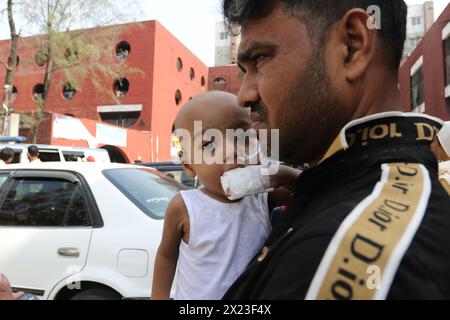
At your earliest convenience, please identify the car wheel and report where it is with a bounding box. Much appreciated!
[70,288,121,300]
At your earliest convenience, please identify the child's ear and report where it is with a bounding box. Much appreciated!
[178,150,196,178]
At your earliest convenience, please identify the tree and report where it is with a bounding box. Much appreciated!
[20,0,143,143]
[0,0,20,136]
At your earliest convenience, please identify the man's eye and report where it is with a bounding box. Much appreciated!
[254,54,267,66]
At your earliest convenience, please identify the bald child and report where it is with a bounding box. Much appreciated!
[151,91,299,300]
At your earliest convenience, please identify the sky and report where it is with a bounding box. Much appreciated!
[0,0,448,67]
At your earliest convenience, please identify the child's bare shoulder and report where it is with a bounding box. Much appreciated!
[165,193,189,226]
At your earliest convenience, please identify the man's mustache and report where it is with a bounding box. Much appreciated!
[250,102,268,118]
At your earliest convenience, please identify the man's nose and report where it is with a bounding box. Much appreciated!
[237,74,260,108]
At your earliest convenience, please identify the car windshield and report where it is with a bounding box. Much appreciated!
[103,168,184,219]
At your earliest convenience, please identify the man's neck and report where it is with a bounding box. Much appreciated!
[350,73,404,121]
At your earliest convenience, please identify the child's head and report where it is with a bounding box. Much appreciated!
[173,91,253,199]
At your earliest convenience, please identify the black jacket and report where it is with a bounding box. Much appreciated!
[224,113,450,300]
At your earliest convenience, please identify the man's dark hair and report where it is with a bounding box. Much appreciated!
[222,0,407,70]
[28,145,39,157]
[0,147,15,162]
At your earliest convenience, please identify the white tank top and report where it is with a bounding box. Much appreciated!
[175,189,271,300]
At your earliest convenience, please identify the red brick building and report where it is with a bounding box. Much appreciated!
[208,65,242,95]
[0,20,209,162]
[399,3,450,120]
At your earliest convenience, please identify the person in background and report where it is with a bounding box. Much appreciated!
[27,145,41,163]
[432,121,450,194]
[0,274,23,300]
[0,147,14,165]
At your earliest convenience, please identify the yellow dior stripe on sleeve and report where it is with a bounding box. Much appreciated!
[306,163,431,300]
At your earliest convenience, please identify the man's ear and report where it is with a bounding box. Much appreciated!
[337,8,376,82]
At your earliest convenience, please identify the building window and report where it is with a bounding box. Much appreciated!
[113,78,130,98]
[201,76,206,89]
[220,32,228,40]
[100,111,140,128]
[410,38,421,48]
[33,84,45,102]
[177,58,183,72]
[116,41,131,60]
[62,83,76,101]
[35,51,48,67]
[65,48,78,63]
[190,67,195,81]
[10,55,20,68]
[11,86,17,103]
[214,77,227,84]
[175,90,182,106]
[411,16,422,26]
[411,66,424,112]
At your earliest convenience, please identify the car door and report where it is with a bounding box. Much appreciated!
[0,170,95,299]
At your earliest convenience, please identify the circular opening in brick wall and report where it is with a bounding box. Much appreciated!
[62,83,77,101]
[213,77,227,90]
[113,78,130,98]
[33,84,45,102]
[201,76,206,88]
[65,48,78,62]
[116,41,131,60]
[175,89,182,106]
[35,51,48,67]
[15,55,20,67]
[190,67,195,81]
[177,57,183,72]
[11,86,17,103]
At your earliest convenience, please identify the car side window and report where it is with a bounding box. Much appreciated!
[64,187,90,226]
[0,174,9,189]
[0,178,91,227]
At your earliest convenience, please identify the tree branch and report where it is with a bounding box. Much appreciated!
[50,62,81,73]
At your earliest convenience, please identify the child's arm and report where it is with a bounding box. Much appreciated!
[151,194,188,300]
[268,165,301,211]
[269,165,302,190]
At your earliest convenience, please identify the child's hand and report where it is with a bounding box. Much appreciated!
[269,165,302,189]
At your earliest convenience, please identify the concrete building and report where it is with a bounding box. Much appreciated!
[214,22,240,66]
[403,1,435,59]
[0,20,209,162]
[399,2,450,120]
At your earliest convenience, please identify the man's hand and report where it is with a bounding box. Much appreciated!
[0,273,24,300]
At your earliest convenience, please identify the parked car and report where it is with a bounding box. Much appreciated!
[0,144,111,164]
[140,162,201,188]
[0,162,186,300]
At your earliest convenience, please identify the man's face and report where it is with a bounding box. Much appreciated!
[237,6,346,165]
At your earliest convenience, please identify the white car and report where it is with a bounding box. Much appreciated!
[0,144,111,163]
[0,162,185,299]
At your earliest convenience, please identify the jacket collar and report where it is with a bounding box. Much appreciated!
[318,112,444,165]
